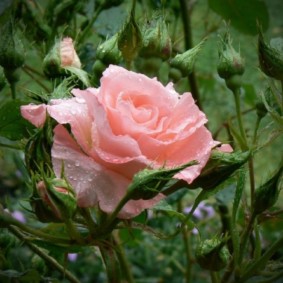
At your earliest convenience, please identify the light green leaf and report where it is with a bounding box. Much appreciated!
[64,66,90,87]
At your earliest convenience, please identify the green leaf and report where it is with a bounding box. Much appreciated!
[0,100,34,140]
[208,0,269,35]
[64,66,90,87]
[232,167,247,222]
[152,200,195,230]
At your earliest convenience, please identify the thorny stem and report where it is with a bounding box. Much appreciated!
[238,235,283,283]
[1,211,72,245]
[210,271,220,283]
[8,226,80,283]
[178,201,193,283]
[113,233,135,283]
[99,239,121,283]
[179,0,202,110]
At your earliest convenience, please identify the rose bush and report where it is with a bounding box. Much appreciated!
[21,65,222,218]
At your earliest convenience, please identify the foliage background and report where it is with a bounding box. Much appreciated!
[0,0,283,282]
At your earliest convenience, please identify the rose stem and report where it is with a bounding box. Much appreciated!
[8,226,80,283]
[179,0,203,110]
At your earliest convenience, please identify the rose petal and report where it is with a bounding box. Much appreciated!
[20,104,47,127]
[52,125,162,218]
[217,144,233,153]
[47,98,93,153]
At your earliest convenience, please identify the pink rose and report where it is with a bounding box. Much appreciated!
[21,65,220,219]
[60,37,81,68]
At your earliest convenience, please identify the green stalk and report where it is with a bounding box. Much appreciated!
[9,226,80,283]
[238,235,283,283]
[99,241,121,283]
[237,213,256,266]
[113,233,135,283]
[0,211,72,245]
[233,88,248,148]
[179,0,202,110]
[178,201,192,283]
[210,271,220,283]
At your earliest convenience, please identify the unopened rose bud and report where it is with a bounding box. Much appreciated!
[25,125,52,172]
[43,37,81,78]
[92,59,107,85]
[33,178,77,222]
[217,33,245,81]
[60,37,81,68]
[258,30,283,81]
[195,238,230,271]
[96,34,122,64]
[170,38,206,76]
[140,16,172,59]
[128,161,197,200]
[118,7,142,65]
[0,20,25,71]
[189,150,250,190]
[253,166,283,215]
[255,101,267,119]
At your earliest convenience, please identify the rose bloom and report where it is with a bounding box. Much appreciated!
[21,65,225,219]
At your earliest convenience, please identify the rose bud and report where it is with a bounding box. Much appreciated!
[195,238,230,271]
[253,166,283,216]
[43,37,81,78]
[140,16,172,60]
[189,150,250,190]
[35,178,77,221]
[0,20,25,71]
[258,30,283,81]
[217,32,245,80]
[118,7,142,65]
[96,34,122,65]
[170,38,206,76]
[128,161,197,200]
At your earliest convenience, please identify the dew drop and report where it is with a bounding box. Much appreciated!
[75,97,86,104]
[87,177,93,182]
[75,161,80,167]
[67,164,71,168]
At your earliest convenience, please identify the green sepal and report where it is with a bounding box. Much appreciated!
[195,237,230,271]
[96,34,122,65]
[253,166,283,215]
[117,5,142,65]
[170,38,206,76]
[217,32,245,80]
[128,161,197,200]
[189,149,250,190]
[258,29,283,81]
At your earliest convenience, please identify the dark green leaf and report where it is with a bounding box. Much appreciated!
[0,100,34,140]
[208,0,269,35]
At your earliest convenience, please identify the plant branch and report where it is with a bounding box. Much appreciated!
[8,226,80,283]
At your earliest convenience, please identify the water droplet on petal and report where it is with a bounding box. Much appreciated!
[75,161,80,167]
[75,97,86,104]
